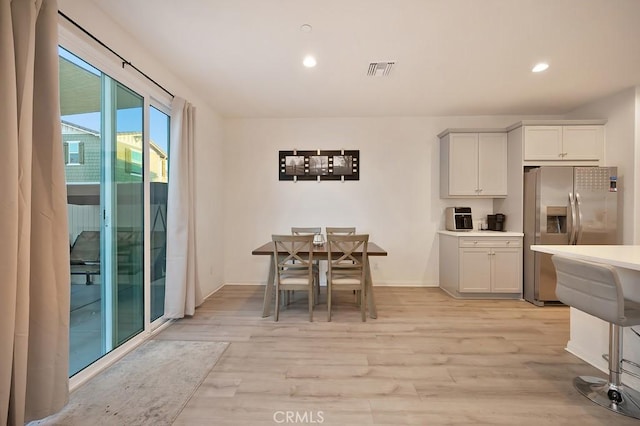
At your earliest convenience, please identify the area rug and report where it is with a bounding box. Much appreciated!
[34,340,229,426]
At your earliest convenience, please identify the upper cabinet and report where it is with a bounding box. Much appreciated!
[439,130,507,198]
[507,120,606,166]
[523,125,604,161]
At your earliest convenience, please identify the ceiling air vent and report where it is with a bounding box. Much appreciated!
[367,61,395,77]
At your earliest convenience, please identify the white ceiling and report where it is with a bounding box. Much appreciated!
[90,0,640,118]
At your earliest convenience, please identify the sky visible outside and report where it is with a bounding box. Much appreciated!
[59,47,169,154]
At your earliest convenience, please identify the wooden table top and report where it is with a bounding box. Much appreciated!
[252,241,388,256]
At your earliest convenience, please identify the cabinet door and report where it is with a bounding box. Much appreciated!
[523,126,563,160]
[459,248,491,292]
[562,126,603,160]
[478,133,507,196]
[491,248,522,292]
[448,133,479,196]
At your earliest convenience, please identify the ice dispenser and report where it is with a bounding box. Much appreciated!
[546,206,567,234]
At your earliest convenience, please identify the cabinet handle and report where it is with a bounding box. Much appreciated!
[474,241,478,245]
[506,241,510,245]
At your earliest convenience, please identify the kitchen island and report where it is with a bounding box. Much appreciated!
[530,244,640,390]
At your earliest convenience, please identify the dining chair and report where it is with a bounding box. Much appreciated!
[326,227,356,236]
[326,228,358,296]
[291,227,321,302]
[272,234,316,321]
[327,234,369,322]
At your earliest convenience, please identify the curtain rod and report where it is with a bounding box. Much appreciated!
[58,10,175,99]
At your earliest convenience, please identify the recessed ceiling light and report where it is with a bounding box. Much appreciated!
[300,24,312,33]
[303,55,317,68]
[532,62,549,73]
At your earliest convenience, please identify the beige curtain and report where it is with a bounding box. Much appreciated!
[0,0,70,424]
[164,97,202,318]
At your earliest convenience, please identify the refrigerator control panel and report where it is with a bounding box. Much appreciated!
[575,167,617,192]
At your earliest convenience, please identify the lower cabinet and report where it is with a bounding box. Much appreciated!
[439,232,522,298]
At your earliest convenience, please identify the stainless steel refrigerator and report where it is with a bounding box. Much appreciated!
[523,166,619,305]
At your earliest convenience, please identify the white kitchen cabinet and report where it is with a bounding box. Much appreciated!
[523,125,604,162]
[439,231,522,298]
[440,131,507,198]
[459,247,492,292]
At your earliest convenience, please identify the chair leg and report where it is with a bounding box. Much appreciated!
[274,286,280,322]
[573,324,640,419]
[360,286,366,322]
[327,285,332,322]
[308,286,313,322]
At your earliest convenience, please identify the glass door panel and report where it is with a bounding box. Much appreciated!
[112,83,144,345]
[60,48,103,376]
[149,106,169,322]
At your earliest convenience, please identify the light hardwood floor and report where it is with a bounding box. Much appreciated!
[155,285,639,425]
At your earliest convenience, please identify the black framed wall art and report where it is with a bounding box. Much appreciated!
[279,150,359,181]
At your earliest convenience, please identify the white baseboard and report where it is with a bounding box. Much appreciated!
[201,283,225,300]
[565,340,607,374]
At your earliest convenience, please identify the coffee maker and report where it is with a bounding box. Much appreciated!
[487,213,506,231]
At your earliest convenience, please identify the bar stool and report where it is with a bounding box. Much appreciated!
[552,255,640,419]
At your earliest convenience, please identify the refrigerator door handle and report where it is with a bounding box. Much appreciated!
[568,192,577,245]
[575,192,583,244]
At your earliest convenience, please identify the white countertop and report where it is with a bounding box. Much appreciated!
[438,230,524,237]
[530,245,640,271]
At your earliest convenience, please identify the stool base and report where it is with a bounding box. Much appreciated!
[574,376,640,419]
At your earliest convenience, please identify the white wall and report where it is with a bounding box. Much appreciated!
[58,0,226,297]
[223,115,558,287]
[566,87,638,244]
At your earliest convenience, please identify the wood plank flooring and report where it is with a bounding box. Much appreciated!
[155,285,639,425]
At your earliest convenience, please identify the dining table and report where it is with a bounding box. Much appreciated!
[252,240,388,319]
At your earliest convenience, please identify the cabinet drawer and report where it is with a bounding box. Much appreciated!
[458,238,522,248]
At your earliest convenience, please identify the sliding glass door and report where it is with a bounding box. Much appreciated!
[61,47,167,375]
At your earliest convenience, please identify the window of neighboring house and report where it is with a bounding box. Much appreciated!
[125,147,143,176]
[65,141,84,165]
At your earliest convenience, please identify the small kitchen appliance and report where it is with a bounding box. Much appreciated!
[445,207,473,231]
[487,213,506,231]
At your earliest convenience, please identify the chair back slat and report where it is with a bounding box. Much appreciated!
[326,227,356,236]
[291,227,321,236]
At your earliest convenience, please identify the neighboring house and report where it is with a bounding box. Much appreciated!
[62,121,169,245]
[62,121,100,184]
[62,121,168,184]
